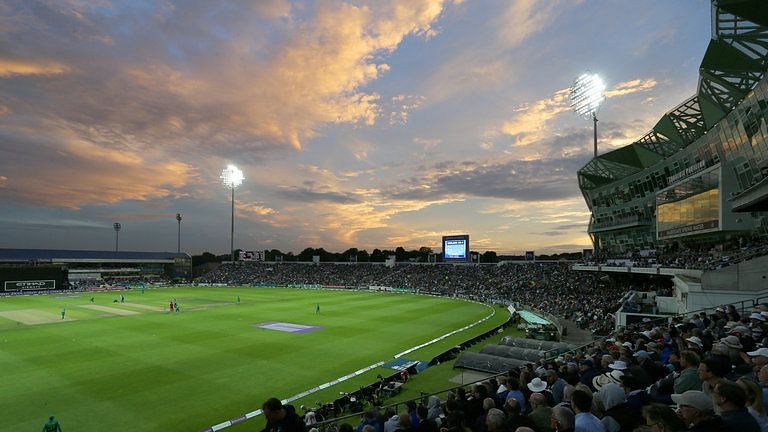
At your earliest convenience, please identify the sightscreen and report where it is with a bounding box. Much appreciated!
[656,170,720,240]
[0,266,67,291]
[442,234,469,262]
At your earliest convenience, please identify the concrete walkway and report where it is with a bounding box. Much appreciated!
[560,318,594,346]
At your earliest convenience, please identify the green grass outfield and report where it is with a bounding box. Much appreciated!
[0,286,509,432]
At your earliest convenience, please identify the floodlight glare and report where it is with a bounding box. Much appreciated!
[570,71,606,157]
[221,164,245,263]
[220,164,244,188]
[570,73,606,117]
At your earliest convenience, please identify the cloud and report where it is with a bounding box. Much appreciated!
[0,58,69,77]
[0,0,455,209]
[389,95,426,125]
[276,186,361,204]
[0,123,196,209]
[386,157,587,202]
[604,79,657,98]
[537,231,570,237]
[106,213,179,222]
[500,88,571,146]
[424,56,510,103]
[494,0,572,48]
[497,77,658,150]
[0,175,6,187]
[413,137,443,148]
[0,1,452,151]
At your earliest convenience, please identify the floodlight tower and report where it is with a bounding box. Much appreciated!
[176,213,182,254]
[220,164,244,263]
[570,72,606,157]
[113,222,121,252]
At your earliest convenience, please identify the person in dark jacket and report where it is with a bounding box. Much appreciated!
[598,383,641,432]
[713,380,761,432]
[261,398,307,432]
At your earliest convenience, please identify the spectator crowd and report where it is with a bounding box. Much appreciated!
[197,262,630,335]
[260,301,768,432]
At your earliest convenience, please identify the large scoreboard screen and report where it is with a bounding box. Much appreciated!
[656,169,720,240]
[442,234,470,262]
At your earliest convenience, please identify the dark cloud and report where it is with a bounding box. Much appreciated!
[556,223,588,230]
[386,156,590,202]
[276,187,361,204]
[535,231,570,237]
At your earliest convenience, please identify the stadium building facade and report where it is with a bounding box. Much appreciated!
[578,1,768,253]
[0,249,192,292]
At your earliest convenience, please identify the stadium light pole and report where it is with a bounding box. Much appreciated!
[220,164,244,263]
[113,222,121,252]
[570,72,606,158]
[176,213,182,254]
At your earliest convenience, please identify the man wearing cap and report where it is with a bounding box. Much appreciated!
[685,335,705,354]
[671,390,727,431]
[748,348,768,374]
[527,377,554,407]
[545,370,567,405]
[634,350,666,383]
[713,380,761,432]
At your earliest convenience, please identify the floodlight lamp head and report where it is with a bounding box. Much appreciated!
[220,164,244,188]
[570,72,606,118]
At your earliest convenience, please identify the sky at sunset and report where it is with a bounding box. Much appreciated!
[0,0,712,255]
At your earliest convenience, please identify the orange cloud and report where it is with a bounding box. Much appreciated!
[604,78,657,98]
[500,88,570,146]
[0,59,69,77]
[498,77,658,149]
[495,0,572,47]
[0,125,196,209]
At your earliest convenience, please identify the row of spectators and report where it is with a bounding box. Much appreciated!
[197,262,629,335]
[258,301,768,432]
[588,234,768,271]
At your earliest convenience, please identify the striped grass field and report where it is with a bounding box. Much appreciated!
[0,286,508,432]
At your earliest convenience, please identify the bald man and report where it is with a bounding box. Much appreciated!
[528,393,554,432]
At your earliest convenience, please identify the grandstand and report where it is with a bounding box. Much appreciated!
[575,0,768,320]
[578,3,768,252]
[0,248,192,291]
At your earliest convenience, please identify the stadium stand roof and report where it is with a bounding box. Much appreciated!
[0,248,189,263]
[579,0,768,191]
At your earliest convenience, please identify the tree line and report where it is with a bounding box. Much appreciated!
[191,247,582,267]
